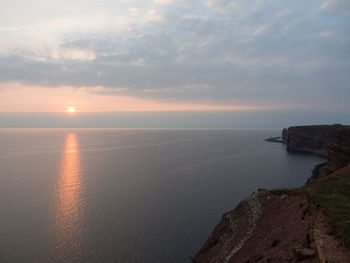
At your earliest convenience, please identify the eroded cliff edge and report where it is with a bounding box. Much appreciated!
[194,125,350,263]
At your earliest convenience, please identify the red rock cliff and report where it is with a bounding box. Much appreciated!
[194,191,323,263]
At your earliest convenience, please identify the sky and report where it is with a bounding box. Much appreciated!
[0,0,349,127]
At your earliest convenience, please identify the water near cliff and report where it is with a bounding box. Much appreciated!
[0,129,324,263]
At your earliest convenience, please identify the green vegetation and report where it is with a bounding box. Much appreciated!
[271,170,350,245]
[302,172,350,246]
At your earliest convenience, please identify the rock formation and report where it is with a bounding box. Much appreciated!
[327,127,350,172]
[282,124,345,157]
[194,191,322,263]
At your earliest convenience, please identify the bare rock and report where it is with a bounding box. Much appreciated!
[293,247,316,261]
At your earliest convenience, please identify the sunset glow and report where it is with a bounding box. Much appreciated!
[51,133,84,260]
[0,0,348,121]
[0,84,273,112]
[68,107,75,113]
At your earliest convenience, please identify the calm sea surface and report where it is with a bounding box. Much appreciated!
[0,129,324,263]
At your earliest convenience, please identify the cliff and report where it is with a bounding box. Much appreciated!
[283,124,350,178]
[194,165,350,263]
[327,128,350,172]
[282,124,346,157]
[194,125,350,262]
[194,190,323,262]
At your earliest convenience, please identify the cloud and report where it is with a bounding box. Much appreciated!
[320,0,350,13]
[54,47,96,61]
[320,31,332,37]
[0,0,349,111]
[153,0,174,5]
[253,25,267,35]
[205,0,239,13]
[129,7,143,16]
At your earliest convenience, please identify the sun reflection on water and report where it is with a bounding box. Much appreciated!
[51,133,85,261]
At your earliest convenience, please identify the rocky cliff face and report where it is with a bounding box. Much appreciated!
[282,124,350,174]
[194,191,322,263]
[195,124,350,262]
[328,128,350,172]
[282,128,288,142]
[194,165,350,263]
[283,124,345,157]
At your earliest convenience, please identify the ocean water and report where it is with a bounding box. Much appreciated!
[0,129,325,263]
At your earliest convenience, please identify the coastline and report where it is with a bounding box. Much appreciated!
[286,147,328,159]
[193,125,350,262]
[194,167,350,262]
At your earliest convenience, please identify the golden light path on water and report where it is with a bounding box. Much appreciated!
[51,133,85,261]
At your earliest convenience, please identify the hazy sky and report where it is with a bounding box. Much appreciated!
[0,0,349,126]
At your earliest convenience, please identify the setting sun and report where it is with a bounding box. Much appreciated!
[68,107,75,113]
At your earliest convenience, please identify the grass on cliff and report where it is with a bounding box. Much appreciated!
[303,172,350,246]
[272,171,350,245]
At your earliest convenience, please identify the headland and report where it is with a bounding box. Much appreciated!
[193,124,350,262]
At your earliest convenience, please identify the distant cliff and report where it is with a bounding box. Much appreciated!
[282,124,346,157]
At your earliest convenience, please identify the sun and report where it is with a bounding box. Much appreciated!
[67,106,75,113]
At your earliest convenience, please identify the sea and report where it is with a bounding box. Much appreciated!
[0,128,325,263]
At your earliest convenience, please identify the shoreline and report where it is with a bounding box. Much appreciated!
[264,135,328,159]
[286,147,328,159]
[194,125,350,262]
